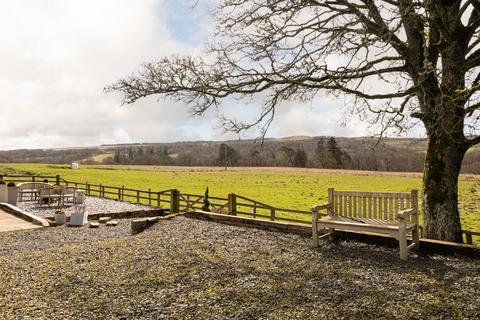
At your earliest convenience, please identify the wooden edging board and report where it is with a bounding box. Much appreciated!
[87,208,169,220]
[185,210,480,258]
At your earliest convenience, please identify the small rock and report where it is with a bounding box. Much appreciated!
[99,217,111,223]
[106,220,119,227]
[89,222,100,228]
[131,218,148,235]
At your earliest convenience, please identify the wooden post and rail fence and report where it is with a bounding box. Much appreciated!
[1,173,479,245]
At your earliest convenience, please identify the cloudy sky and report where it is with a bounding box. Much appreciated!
[0,0,414,150]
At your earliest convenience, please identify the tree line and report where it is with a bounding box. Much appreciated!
[97,137,461,173]
[2,137,480,174]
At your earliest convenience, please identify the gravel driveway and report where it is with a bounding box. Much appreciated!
[0,216,479,319]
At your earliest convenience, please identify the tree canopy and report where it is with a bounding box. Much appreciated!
[108,1,480,242]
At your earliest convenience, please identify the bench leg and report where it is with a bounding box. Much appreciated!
[312,222,319,247]
[399,228,408,260]
[412,228,420,249]
[328,228,335,241]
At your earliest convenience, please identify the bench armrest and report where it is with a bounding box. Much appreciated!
[312,203,331,222]
[396,208,415,220]
[311,203,331,213]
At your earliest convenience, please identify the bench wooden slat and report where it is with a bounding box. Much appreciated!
[364,196,368,218]
[339,194,343,216]
[332,190,412,198]
[353,196,357,217]
[367,197,373,218]
[387,196,390,220]
[334,193,338,215]
[317,219,417,232]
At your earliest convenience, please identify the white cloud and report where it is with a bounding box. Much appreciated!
[0,0,376,151]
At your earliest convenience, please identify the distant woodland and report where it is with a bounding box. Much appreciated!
[1,136,480,173]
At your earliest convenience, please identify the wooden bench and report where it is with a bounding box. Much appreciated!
[312,188,420,260]
[17,182,52,201]
[38,186,79,207]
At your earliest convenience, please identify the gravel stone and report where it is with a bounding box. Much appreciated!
[0,220,132,256]
[0,216,478,319]
[16,196,151,218]
[99,217,112,223]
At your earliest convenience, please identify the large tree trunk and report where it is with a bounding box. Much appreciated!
[423,130,466,243]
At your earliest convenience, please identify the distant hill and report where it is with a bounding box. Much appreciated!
[0,136,479,173]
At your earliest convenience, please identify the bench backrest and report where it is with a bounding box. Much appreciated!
[63,187,77,195]
[38,186,76,196]
[18,182,52,191]
[38,186,56,196]
[328,188,419,223]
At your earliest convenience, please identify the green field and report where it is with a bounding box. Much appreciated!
[1,163,479,236]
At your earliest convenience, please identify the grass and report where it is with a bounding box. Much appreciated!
[1,163,479,239]
[88,153,113,162]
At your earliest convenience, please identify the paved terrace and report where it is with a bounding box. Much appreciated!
[0,208,42,232]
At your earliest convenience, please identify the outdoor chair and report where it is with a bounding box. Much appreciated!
[17,182,52,201]
[37,186,79,207]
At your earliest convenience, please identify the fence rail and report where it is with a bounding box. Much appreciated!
[464,230,480,245]
[1,173,479,245]
[60,180,177,210]
[0,174,62,184]
[0,173,178,212]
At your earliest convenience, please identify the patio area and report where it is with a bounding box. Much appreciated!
[16,196,152,218]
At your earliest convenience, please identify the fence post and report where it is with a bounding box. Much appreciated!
[86,182,90,196]
[136,190,140,203]
[157,192,161,207]
[466,233,473,245]
[56,175,60,185]
[228,193,237,215]
[270,208,275,221]
[170,189,180,213]
[32,176,35,182]
[148,188,152,206]
[121,186,125,201]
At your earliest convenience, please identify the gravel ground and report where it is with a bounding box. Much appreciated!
[0,217,479,319]
[0,220,132,256]
[16,196,152,217]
